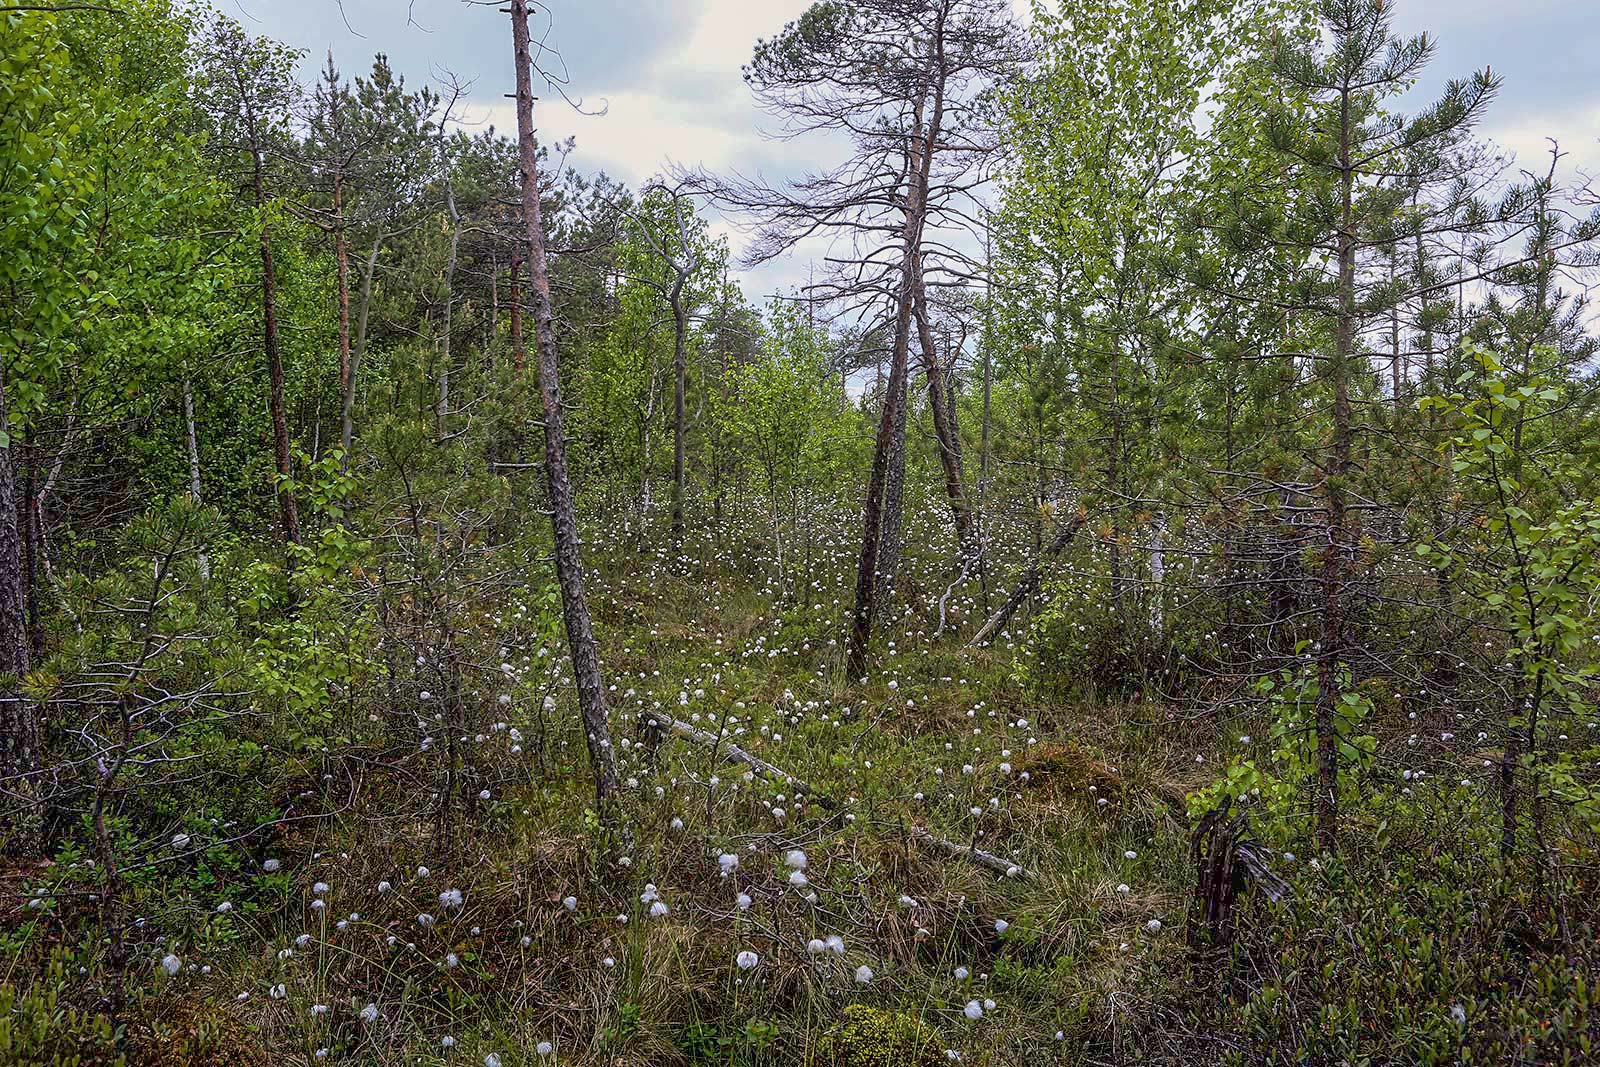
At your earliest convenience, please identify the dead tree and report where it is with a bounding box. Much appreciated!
[968,508,1087,647]
[622,180,704,546]
[683,0,1023,678]
[509,0,621,818]
[1186,801,1288,958]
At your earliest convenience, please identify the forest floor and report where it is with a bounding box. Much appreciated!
[8,501,1596,1066]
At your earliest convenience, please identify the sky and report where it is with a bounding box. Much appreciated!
[226,0,1600,301]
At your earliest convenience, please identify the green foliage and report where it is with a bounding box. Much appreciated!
[0,958,123,1067]
[819,1004,941,1067]
[1419,345,1600,834]
[1202,837,1598,1066]
[1190,650,1375,845]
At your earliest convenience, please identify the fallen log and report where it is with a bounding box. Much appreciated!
[651,715,837,809]
[968,508,1088,647]
[908,826,1031,880]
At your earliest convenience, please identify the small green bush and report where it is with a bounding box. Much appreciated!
[820,1004,942,1067]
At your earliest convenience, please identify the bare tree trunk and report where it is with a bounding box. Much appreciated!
[334,172,351,418]
[19,438,38,664]
[511,0,621,816]
[846,77,940,678]
[913,276,975,562]
[509,244,525,375]
[183,378,211,581]
[979,240,993,613]
[874,362,909,626]
[242,108,299,544]
[340,235,381,470]
[260,215,299,544]
[437,181,461,440]
[0,358,37,852]
[670,284,688,545]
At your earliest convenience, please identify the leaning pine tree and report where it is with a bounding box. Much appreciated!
[508,0,622,823]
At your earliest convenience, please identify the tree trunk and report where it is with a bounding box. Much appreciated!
[511,0,621,816]
[1315,81,1356,855]
[340,235,381,469]
[670,284,688,544]
[260,215,298,544]
[874,361,909,626]
[913,275,976,562]
[183,378,211,581]
[334,172,351,413]
[509,244,525,375]
[846,78,941,678]
[20,438,38,663]
[246,123,299,545]
[437,182,461,441]
[0,358,37,853]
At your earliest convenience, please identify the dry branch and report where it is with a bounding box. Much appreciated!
[654,715,838,809]
[908,825,1031,879]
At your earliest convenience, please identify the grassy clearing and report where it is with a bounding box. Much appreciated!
[5,505,1597,1066]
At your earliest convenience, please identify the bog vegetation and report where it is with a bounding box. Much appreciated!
[2,0,1599,1064]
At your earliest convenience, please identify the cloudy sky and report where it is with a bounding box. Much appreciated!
[227,0,1600,299]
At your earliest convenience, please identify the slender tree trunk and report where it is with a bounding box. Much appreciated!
[670,284,688,545]
[511,0,621,815]
[242,114,299,545]
[340,235,381,469]
[913,276,975,562]
[20,438,38,663]
[1315,82,1356,855]
[183,379,210,581]
[874,357,910,626]
[437,182,461,440]
[979,248,993,612]
[259,214,298,544]
[509,244,525,375]
[0,357,37,852]
[334,172,351,412]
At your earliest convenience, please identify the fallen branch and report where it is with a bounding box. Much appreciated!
[908,826,1031,880]
[652,715,837,809]
[932,547,980,640]
[969,508,1089,647]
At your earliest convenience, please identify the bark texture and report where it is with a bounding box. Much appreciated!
[511,0,621,813]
